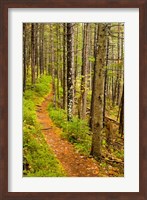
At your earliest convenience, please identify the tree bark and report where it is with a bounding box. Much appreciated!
[31,23,35,84]
[67,23,74,121]
[56,24,60,101]
[91,23,106,160]
[63,23,67,110]
[23,24,26,91]
[89,24,99,130]
[103,34,109,126]
[50,24,56,108]
[81,23,90,119]
[39,24,44,75]
[119,86,124,137]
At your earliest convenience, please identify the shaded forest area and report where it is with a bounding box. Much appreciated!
[23,23,124,177]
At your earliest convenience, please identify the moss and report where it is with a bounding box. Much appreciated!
[23,75,66,177]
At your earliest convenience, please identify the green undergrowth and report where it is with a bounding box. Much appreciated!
[48,103,92,156]
[106,99,119,121]
[23,75,66,177]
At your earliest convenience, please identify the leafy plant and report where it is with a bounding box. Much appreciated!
[48,103,92,155]
[23,75,66,177]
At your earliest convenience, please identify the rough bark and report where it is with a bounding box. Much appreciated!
[39,24,44,75]
[31,23,35,84]
[35,23,38,67]
[81,23,90,119]
[103,34,109,126]
[67,23,74,121]
[56,25,60,101]
[74,24,79,106]
[50,24,56,108]
[116,23,121,105]
[91,23,106,160]
[63,23,67,110]
[23,24,26,92]
[119,86,124,137]
[89,24,99,130]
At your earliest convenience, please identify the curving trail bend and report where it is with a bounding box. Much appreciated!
[36,92,99,177]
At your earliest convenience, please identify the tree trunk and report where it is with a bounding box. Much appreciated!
[74,24,79,110]
[119,86,124,137]
[111,42,115,105]
[35,24,38,68]
[81,23,89,119]
[116,23,121,105]
[63,23,67,110]
[31,23,35,84]
[50,24,56,108]
[23,24,26,91]
[56,25,60,101]
[103,34,109,126]
[89,24,99,130]
[91,23,106,160]
[39,24,44,75]
[67,23,74,121]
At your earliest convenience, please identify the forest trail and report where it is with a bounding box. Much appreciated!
[36,92,99,177]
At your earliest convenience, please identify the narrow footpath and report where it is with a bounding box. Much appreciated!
[36,92,99,177]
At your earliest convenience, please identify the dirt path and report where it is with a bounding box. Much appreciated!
[36,93,99,177]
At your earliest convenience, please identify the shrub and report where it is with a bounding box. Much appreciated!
[23,99,36,126]
[48,103,92,155]
[34,76,51,97]
[48,103,67,128]
[23,89,34,99]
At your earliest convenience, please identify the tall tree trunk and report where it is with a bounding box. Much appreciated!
[88,23,93,91]
[111,42,115,105]
[50,24,56,108]
[72,25,75,114]
[44,38,48,75]
[31,23,35,84]
[35,24,38,67]
[119,86,124,137]
[59,25,63,88]
[81,23,89,119]
[23,24,26,91]
[74,24,79,109]
[63,23,67,110]
[56,25,60,101]
[103,34,109,125]
[116,23,121,105]
[89,23,99,130]
[37,24,40,77]
[39,24,44,75]
[91,23,106,160]
[67,23,74,121]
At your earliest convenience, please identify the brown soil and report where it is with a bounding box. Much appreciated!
[36,93,100,177]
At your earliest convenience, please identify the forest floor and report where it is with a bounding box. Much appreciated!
[36,92,102,177]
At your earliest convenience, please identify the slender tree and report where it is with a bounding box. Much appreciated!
[50,24,56,108]
[119,86,124,137]
[63,23,67,110]
[31,23,35,84]
[67,23,74,121]
[39,24,44,75]
[23,24,27,92]
[80,23,90,119]
[103,30,110,125]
